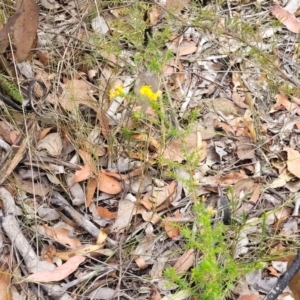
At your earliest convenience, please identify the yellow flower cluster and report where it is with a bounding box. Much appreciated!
[109,85,124,99]
[139,85,162,101]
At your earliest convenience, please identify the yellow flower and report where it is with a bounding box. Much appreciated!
[109,85,124,99]
[139,85,161,101]
[206,206,217,217]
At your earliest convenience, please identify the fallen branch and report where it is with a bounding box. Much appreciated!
[50,191,100,238]
[264,248,300,300]
[0,187,73,299]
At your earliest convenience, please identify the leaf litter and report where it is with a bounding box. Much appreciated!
[1,0,300,299]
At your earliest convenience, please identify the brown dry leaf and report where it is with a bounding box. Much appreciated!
[150,182,177,207]
[0,0,24,53]
[218,172,248,184]
[249,184,260,204]
[267,266,280,278]
[178,43,197,57]
[149,6,161,25]
[150,285,162,300]
[78,149,94,166]
[272,5,300,33]
[97,109,109,138]
[163,129,206,163]
[236,184,260,214]
[165,0,191,13]
[97,206,117,220]
[132,134,162,152]
[72,150,95,184]
[273,94,300,114]
[0,122,16,144]
[284,147,300,178]
[26,256,85,283]
[163,209,181,239]
[13,0,39,62]
[232,91,249,109]
[137,208,162,224]
[41,245,57,262]
[73,166,92,186]
[39,127,53,140]
[37,225,82,248]
[140,198,153,210]
[174,59,185,88]
[21,181,49,198]
[101,169,143,180]
[243,117,257,141]
[214,121,235,134]
[274,207,292,230]
[14,174,50,198]
[86,178,97,207]
[233,178,257,197]
[0,269,12,300]
[236,137,255,160]
[230,117,255,139]
[174,249,195,276]
[57,79,96,111]
[97,172,122,194]
[37,132,63,157]
[53,79,109,137]
[55,244,101,261]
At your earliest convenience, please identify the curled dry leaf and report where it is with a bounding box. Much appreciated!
[97,206,117,220]
[37,225,82,248]
[26,255,85,283]
[178,43,197,57]
[13,0,39,62]
[236,137,255,160]
[37,132,63,157]
[218,172,248,185]
[111,199,136,232]
[273,94,300,114]
[96,228,108,245]
[86,178,97,207]
[133,224,154,269]
[15,176,50,198]
[163,210,181,239]
[174,249,195,276]
[150,284,162,300]
[97,172,122,194]
[137,207,162,224]
[284,147,300,178]
[272,5,300,33]
[73,164,93,184]
[163,128,207,164]
[55,244,101,261]
[149,6,162,25]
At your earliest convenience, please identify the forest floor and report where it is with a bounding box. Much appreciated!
[0,0,300,299]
